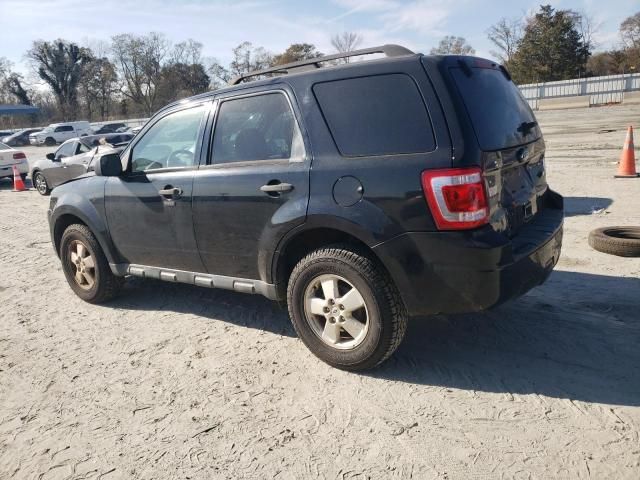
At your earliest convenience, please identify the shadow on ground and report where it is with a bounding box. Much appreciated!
[0,177,33,190]
[374,270,640,407]
[564,196,613,217]
[112,278,295,337]
[109,269,640,406]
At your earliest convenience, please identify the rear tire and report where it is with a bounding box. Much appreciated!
[287,245,407,371]
[60,224,123,303]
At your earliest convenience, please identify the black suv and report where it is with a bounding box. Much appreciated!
[48,45,563,370]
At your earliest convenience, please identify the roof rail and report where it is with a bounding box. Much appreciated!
[229,44,415,85]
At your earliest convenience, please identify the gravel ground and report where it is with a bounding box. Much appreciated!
[1,105,639,479]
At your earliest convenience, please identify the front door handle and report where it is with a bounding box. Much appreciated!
[260,182,293,194]
[159,186,183,199]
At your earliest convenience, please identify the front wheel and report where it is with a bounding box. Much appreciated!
[44,137,56,146]
[60,224,123,303]
[33,171,50,195]
[287,246,407,370]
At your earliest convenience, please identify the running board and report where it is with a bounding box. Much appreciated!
[109,263,278,300]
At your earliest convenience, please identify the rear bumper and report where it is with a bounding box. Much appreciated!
[373,190,564,316]
[0,162,28,178]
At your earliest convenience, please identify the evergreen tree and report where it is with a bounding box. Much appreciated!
[509,5,590,84]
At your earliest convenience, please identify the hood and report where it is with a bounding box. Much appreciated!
[56,171,96,188]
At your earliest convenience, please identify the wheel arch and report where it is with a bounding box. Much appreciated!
[51,205,118,265]
[271,224,391,301]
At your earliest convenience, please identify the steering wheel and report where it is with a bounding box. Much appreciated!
[167,149,194,168]
[132,157,163,171]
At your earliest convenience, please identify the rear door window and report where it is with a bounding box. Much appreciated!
[313,74,435,157]
[449,65,541,151]
[211,92,304,165]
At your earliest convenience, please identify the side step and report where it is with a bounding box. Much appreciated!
[109,263,278,300]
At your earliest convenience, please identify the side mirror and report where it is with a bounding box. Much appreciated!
[46,152,57,161]
[94,152,122,177]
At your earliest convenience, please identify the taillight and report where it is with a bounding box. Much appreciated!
[421,167,489,230]
[13,152,26,160]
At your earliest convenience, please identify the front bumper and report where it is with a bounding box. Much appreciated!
[29,137,45,145]
[373,190,564,316]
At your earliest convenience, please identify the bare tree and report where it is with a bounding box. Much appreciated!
[79,56,118,120]
[330,32,362,62]
[229,42,273,77]
[111,32,169,115]
[569,10,601,51]
[205,57,231,90]
[5,73,32,105]
[170,39,203,66]
[620,12,640,50]
[430,36,475,55]
[487,18,522,62]
[27,39,91,119]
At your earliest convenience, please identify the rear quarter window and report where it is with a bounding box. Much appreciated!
[313,74,435,157]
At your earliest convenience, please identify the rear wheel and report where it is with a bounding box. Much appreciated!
[33,171,50,195]
[287,246,407,370]
[60,224,123,303]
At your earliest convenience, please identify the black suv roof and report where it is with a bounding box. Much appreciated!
[163,44,420,111]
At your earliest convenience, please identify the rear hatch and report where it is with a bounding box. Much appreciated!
[446,58,548,236]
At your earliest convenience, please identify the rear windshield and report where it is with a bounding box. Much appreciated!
[450,66,540,151]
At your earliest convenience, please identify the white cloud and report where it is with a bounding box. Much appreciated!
[381,1,451,35]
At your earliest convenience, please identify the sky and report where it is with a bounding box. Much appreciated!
[0,0,637,75]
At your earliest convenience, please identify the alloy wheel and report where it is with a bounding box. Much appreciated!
[68,240,96,290]
[303,274,369,350]
[34,174,47,194]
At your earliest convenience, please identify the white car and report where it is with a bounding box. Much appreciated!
[29,121,91,146]
[0,142,29,182]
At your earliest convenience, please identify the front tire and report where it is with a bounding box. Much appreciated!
[287,246,407,370]
[60,224,123,303]
[44,137,56,146]
[33,171,50,195]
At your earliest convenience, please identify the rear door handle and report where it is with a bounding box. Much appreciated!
[260,182,293,193]
[159,186,183,199]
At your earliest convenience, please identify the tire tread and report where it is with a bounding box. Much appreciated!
[287,244,407,370]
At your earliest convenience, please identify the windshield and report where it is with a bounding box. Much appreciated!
[450,66,541,151]
[0,143,10,150]
[41,127,53,133]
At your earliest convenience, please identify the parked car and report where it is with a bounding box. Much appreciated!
[29,121,91,146]
[92,122,127,135]
[47,45,564,370]
[31,133,133,194]
[0,142,28,182]
[1,128,42,147]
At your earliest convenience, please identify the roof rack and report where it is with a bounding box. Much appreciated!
[229,44,415,85]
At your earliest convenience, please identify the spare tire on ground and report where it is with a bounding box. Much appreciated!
[588,227,640,257]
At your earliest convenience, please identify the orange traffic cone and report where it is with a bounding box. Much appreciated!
[615,126,639,178]
[12,165,27,191]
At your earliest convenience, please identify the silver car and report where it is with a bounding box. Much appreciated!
[31,133,132,195]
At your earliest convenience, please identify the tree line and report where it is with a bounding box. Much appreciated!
[0,5,638,127]
[487,7,639,84]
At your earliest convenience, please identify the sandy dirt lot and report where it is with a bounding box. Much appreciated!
[1,105,639,479]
